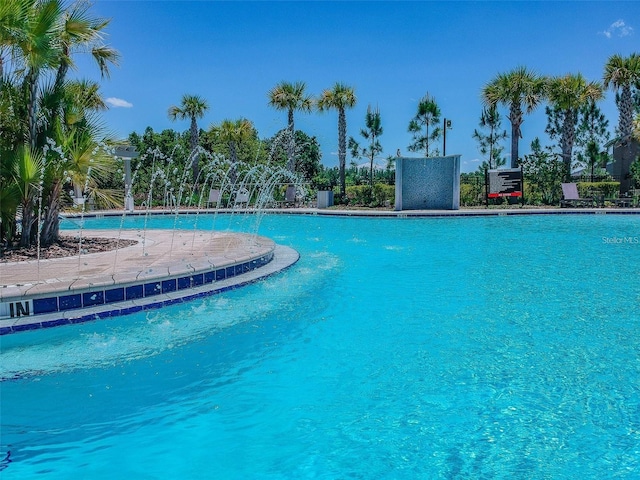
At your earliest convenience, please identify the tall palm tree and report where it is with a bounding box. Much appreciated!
[10,0,64,149]
[317,82,357,198]
[603,53,640,142]
[50,1,119,129]
[168,94,209,184]
[1,0,119,147]
[482,66,547,167]
[267,81,313,171]
[1,0,120,246]
[0,0,31,77]
[408,93,441,157]
[546,73,603,180]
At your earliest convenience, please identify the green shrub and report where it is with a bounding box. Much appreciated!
[520,182,549,205]
[577,181,620,198]
[345,183,394,207]
[372,183,394,207]
[345,185,370,205]
[460,183,483,206]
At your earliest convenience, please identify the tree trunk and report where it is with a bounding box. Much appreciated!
[287,109,295,172]
[425,123,429,157]
[369,153,374,190]
[50,51,70,129]
[229,141,237,184]
[619,85,633,140]
[489,124,495,169]
[26,69,39,150]
[338,108,346,198]
[561,109,577,181]
[40,180,63,246]
[19,200,35,248]
[509,104,523,168]
[190,117,199,185]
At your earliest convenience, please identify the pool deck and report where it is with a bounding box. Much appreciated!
[0,229,299,334]
[70,205,640,219]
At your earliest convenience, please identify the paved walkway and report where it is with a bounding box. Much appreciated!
[71,206,640,218]
[0,229,273,297]
[0,229,299,333]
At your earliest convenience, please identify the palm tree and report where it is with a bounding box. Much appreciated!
[1,0,120,246]
[349,105,383,189]
[408,93,441,157]
[603,53,640,142]
[546,73,603,180]
[209,118,255,183]
[10,0,64,149]
[5,145,44,247]
[40,112,120,246]
[168,94,209,183]
[267,81,313,171]
[317,83,357,199]
[0,0,30,77]
[1,0,119,146]
[50,1,119,129]
[482,67,547,167]
[211,118,254,165]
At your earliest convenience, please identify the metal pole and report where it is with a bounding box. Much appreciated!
[115,146,139,212]
[443,118,447,156]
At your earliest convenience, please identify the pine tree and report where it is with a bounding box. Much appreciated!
[407,94,441,157]
[546,101,611,179]
[472,105,507,171]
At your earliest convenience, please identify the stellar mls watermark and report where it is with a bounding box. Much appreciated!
[602,236,639,244]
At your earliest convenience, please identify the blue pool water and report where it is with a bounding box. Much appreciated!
[1,214,639,478]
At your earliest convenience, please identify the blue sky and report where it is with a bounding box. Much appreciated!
[77,1,639,172]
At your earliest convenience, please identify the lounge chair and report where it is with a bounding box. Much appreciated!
[560,183,594,208]
[282,185,298,207]
[207,189,221,208]
[234,188,250,208]
[613,196,633,208]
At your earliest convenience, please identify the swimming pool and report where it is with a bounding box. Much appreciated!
[1,214,639,478]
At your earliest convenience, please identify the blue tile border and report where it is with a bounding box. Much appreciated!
[1,251,280,335]
[105,287,125,303]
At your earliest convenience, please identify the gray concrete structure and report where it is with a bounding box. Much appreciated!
[612,140,639,195]
[394,155,461,210]
[317,191,334,209]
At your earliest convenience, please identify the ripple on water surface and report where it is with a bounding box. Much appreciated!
[2,213,640,478]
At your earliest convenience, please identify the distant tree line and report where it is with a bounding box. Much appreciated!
[2,0,639,250]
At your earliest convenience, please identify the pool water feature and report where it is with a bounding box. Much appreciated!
[1,214,639,477]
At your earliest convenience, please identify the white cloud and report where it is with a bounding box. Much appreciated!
[600,19,634,39]
[462,158,481,166]
[106,97,133,108]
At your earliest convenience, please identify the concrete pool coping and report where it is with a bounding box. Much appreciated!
[62,206,640,219]
[0,229,299,335]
